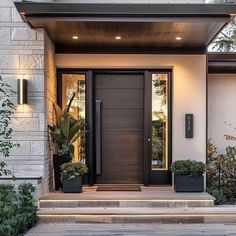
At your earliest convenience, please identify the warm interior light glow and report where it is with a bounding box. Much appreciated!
[176,36,182,41]
[62,73,86,163]
[40,199,213,202]
[72,35,79,40]
[115,36,122,40]
[38,213,233,218]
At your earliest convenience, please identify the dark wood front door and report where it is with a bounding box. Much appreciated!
[94,72,144,184]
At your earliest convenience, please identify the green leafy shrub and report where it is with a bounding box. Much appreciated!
[206,187,234,205]
[61,161,88,180]
[206,139,236,204]
[0,185,17,223]
[206,139,220,188]
[170,159,206,176]
[0,185,16,203]
[0,183,37,236]
[18,183,36,208]
[219,146,236,178]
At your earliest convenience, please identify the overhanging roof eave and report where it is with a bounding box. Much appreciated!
[14,2,236,19]
[13,2,236,53]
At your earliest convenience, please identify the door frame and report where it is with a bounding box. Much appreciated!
[145,70,173,185]
[93,70,146,184]
[57,69,94,185]
[57,68,172,186]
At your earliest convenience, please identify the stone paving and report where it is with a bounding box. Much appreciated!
[24,223,236,236]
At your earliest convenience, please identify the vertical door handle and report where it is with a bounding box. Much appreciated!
[95,100,102,175]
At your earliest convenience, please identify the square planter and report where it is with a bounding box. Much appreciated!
[174,175,204,192]
[62,175,82,193]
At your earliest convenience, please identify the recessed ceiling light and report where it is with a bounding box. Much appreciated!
[176,36,182,41]
[72,35,79,40]
[115,36,122,40]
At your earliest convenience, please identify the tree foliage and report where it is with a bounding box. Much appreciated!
[211,19,236,52]
[0,76,19,176]
[208,0,236,52]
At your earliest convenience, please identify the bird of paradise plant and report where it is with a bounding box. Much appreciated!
[48,93,87,158]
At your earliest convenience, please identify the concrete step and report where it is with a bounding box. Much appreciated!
[37,206,236,224]
[23,223,236,236]
[39,199,215,208]
[39,189,215,208]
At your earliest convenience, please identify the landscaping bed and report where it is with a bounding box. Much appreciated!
[0,183,37,236]
[207,139,236,205]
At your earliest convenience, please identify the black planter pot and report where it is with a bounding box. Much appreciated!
[53,154,71,191]
[174,175,204,192]
[62,176,82,193]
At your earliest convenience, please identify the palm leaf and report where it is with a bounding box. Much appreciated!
[68,144,75,157]
[59,114,70,139]
[52,133,65,146]
[48,124,55,131]
[53,103,64,125]
[68,122,83,142]
[69,131,87,145]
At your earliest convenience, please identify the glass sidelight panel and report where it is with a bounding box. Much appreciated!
[151,73,169,170]
[62,74,86,163]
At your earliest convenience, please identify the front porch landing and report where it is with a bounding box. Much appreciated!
[40,186,214,208]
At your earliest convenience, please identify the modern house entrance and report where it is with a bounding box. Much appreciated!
[59,70,172,186]
[12,2,236,197]
[3,1,236,228]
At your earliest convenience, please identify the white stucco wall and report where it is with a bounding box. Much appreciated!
[56,54,207,163]
[208,74,236,155]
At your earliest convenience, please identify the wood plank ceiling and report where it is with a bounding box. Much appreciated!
[32,21,225,53]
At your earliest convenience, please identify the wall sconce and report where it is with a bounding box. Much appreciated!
[17,79,28,105]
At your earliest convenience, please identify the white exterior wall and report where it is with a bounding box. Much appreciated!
[56,54,207,163]
[0,0,55,198]
[208,74,236,155]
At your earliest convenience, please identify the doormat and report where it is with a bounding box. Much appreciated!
[96,185,141,191]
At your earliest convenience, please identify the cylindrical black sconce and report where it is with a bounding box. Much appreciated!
[17,79,28,104]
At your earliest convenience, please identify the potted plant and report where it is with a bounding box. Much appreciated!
[170,159,206,192]
[48,93,87,190]
[60,162,88,193]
